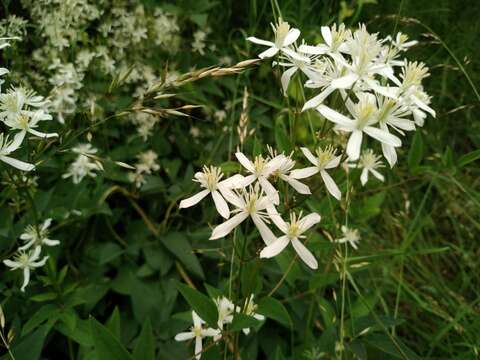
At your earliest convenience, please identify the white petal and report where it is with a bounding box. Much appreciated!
[192,311,204,327]
[3,260,20,269]
[371,168,385,182]
[364,126,401,147]
[5,131,26,153]
[411,95,435,117]
[381,142,397,168]
[212,190,230,219]
[219,174,245,189]
[42,218,53,231]
[302,86,335,111]
[331,73,359,89]
[317,105,355,128]
[388,117,415,131]
[28,129,58,139]
[285,176,311,195]
[281,66,298,95]
[259,47,279,59]
[298,44,328,55]
[298,213,321,233]
[346,130,363,161]
[259,177,279,205]
[320,170,341,200]
[31,256,49,267]
[247,37,275,47]
[21,267,30,291]
[202,328,221,337]
[281,47,310,63]
[251,214,276,245]
[291,238,318,269]
[360,168,369,186]
[321,26,332,47]
[43,239,60,247]
[194,336,202,360]
[290,166,318,179]
[283,28,301,46]
[175,332,196,341]
[260,235,289,258]
[325,155,341,169]
[235,152,255,173]
[0,155,35,171]
[179,189,210,209]
[266,205,288,233]
[300,147,317,166]
[210,212,248,240]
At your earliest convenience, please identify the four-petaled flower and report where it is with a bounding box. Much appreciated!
[3,246,49,291]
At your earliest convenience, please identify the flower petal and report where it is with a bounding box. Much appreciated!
[360,168,369,186]
[235,152,255,173]
[381,142,397,168]
[285,176,311,195]
[0,155,35,171]
[363,126,401,147]
[320,170,341,200]
[210,212,248,240]
[346,130,363,161]
[283,28,301,46]
[259,47,279,59]
[302,86,335,111]
[298,213,321,233]
[251,214,276,245]
[175,332,195,341]
[331,73,359,89]
[281,66,298,95]
[260,235,289,258]
[266,205,288,233]
[212,190,230,219]
[291,238,318,269]
[179,189,210,209]
[300,147,318,166]
[321,26,332,47]
[281,47,310,63]
[298,44,328,55]
[246,37,275,47]
[21,267,30,292]
[317,105,355,128]
[290,166,318,179]
[259,177,279,205]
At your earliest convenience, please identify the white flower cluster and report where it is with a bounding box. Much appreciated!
[175,295,264,359]
[0,38,57,171]
[248,20,435,167]
[3,219,59,291]
[128,150,160,188]
[62,143,103,184]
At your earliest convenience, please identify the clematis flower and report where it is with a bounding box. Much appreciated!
[235,152,284,205]
[3,110,57,144]
[213,296,234,340]
[3,246,49,291]
[317,93,401,161]
[298,23,351,56]
[0,132,35,171]
[62,145,103,184]
[247,18,309,62]
[174,311,220,360]
[269,150,311,195]
[335,226,361,250]
[261,210,320,269]
[18,218,60,251]
[210,184,276,245]
[355,149,384,186]
[291,146,342,200]
[236,294,265,335]
[179,166,244,219]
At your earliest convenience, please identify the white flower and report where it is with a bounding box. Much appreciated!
[3,246,48,291]
[298,23,351,56]
[0,132,34,171]
[291,146,342,200]
[0,87,48,124]
[261,210,320,269]
[236,294,265,335]
[317,93,401,161]
[355,149,384,186]
[210,185,276,245]
[214,296,234,337]
[3,110,57,143]
[18,218,59,251]
[174,311,220,360]
[268,149,311,195]
[235,152,285,205]
[179,166,244,219]
[247,18,308,62]
[63,144,103,184]
[273,47,315,95]
[336,226,360,250]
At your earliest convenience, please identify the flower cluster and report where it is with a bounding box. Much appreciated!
[0,37,57,172]
[128,150,160,188]
[248,20,435,167]
[3,218,59,291]
[62,144,103,184]
[175,294,264,359]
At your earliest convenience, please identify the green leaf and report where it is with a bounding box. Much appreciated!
[458,148,480,168]
[10,324,49,360]
[364,333,421,360]
[22,304,58,336]
[132,318,155,360]
[89,317,133,360]
[106,307,121,339]
[175,281,218,327]
[161,232,204,279]
[257,297,292,328]
[408,131,424,169]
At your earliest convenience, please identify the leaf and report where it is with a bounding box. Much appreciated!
[132,319,155,360]
[257,297,292,328]
[408,131,423,169]
[89,317,133,360]
[106,307,121,339]
[350,294,378,318]
[175,281,218,327]
[56,319,93,346]
[21,304,58,336]
[10,324,49,360]
[161,232,204,279]
[458,148,480,168]
[364,333,422,360]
